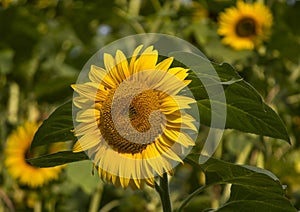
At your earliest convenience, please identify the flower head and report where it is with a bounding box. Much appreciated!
[5,122,64,188]
[72,45,197,189]
[218,1,273,50]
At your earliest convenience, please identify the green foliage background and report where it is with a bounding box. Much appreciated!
[0,0,300,211]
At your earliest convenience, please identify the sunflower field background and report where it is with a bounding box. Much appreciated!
[1,0,300,211]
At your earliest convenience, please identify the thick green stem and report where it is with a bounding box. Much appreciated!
[155,173,172,212]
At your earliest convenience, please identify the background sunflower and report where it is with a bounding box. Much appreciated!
[5,122,64,188]
[217,1,273,50]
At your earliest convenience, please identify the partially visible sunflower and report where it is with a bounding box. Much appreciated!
[1,0,12,8]
[218,1,273,50]
[5,122,64,188]
[72,45,197,189]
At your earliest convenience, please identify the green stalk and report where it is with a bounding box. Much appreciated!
[89,184,103,212]
[177,185,209,212]
[155,173,172,212]
[33,199,42,212]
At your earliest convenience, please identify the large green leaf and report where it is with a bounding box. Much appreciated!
[27,151,88,167]
[197,83,289,142]
[187,60,289,142]
[182,154,296,212]
[31,101,76,148]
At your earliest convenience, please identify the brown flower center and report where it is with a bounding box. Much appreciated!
[235,17,257,37]
[98,84,165,154]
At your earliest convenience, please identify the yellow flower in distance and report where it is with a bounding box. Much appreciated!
[192,2,209,23]
[72,45,197,189]
[218,1,273,50]
[5,122,64,188]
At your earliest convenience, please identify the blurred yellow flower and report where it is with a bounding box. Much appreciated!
[192,2,209,22]
[5,122,64,188]
[218,1,273,50]
[72,45,197,189]
[1,0,12,8]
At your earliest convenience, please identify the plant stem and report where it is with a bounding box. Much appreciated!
[155,173,172,212]
[177,185,208,212]
[33,199,42,212]
[0,188,15,212]
[89,184,103,212]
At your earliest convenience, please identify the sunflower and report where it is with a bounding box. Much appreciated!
[5,122,64,188]
[218,1,273,50]
[72,45,197,189]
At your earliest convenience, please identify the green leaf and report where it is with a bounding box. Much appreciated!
[31,101,76,148]
[186,58,290,142]
[196,78,290,142]
[27,151,88,167]
[182,154,296,212]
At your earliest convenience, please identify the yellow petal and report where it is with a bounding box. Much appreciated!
[155,57,174,71]
[72,96,92,109]
[74,122,98,136]
[176,133,195,147]
[167,67,189,81]
[129,45,143,74]
[115,50,130,79]
[76,108,99,123]
[89,65,107,83]
[134,46,158,72]
[71,83,98,100]
[104,53,123,84]
[73,133,100,152]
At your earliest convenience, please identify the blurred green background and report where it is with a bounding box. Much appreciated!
[1,0,300,211]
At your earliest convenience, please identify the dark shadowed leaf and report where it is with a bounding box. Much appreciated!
[182,154,296,212]
[27,151,88,167]
[31,101,75,148]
